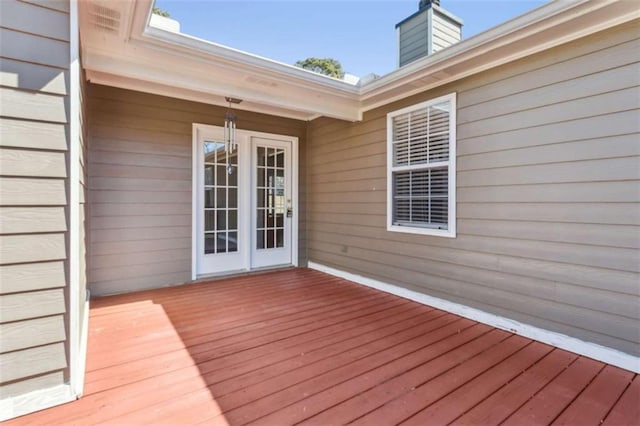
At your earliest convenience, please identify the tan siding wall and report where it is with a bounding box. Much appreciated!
[87,85,308,296]
[0,0,70,400]
[307,21,640,356]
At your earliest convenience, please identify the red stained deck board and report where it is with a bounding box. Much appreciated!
[351,335,532,425]
[100,311,458,426]
[83,293,404,394]
[249,323,493,426]
[501,356,605,426]
[209,306,439,395]
[205,315,469,425]
[603,375,640,426]
[6,268,636,426]
[81,305,437,425]
[300,328,510,426]
[87,277,382,359]
[451,348,578,425]
[87,292,395,372]
[401,341,554,425]
[552,364,635,425]
[95,306,445,425]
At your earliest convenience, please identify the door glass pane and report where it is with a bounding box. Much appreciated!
[256,230,265,249]
[204,210,215,232]
[257,146,285,250]
[204,140,238,254]
[216,210,226,231]
[228,209,237,230]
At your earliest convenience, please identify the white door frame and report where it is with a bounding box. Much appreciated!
[191,123,299,280]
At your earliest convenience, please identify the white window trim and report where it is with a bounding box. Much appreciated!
[386,92,457,238]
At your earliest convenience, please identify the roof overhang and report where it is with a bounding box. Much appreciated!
[79,0,639,122]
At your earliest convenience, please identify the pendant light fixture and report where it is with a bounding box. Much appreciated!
[224,97,242,153]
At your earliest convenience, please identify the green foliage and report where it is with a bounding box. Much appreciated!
[294,57,345,79]
[152,7,171,17]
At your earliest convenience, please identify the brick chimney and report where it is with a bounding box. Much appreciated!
[396,0,463,67]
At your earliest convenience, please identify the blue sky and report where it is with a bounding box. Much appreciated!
[154,0,547,77]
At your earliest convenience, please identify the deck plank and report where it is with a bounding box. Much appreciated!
[350,335,531,425]
[451,349,578,425]
[501,356,607,426]
[5,268,637,426]
[89,305,437,425]
[401,341,554,425]
[603,375,640,426]
[300,328,509,426]
[552,364,635,425]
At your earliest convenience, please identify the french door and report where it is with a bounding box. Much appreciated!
[193,124,296,278]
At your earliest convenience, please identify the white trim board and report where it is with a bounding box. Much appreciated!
[0,385,75,422]
[68,0,82,399]
[75,297,90,397]
[308,261,640,374]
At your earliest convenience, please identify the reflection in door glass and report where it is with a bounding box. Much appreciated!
[204,141,238,254]
[256,147,285,249]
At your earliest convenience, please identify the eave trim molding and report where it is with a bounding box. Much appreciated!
[80,0,640,121]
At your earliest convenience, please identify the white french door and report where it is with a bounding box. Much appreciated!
[250,137,292,269]
[192,124,296,278]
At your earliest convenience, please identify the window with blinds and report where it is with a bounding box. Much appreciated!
[387,93,456,237]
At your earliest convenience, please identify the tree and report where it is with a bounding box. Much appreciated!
[152,7,171,17]
[294,57,344,79]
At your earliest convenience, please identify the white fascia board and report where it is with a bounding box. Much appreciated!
[141,26,360,94]
[82,39,362,121]
[131,0,358,94]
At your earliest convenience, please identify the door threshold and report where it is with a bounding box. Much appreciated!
[193,265,295,283]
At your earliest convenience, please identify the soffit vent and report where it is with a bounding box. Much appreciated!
[89,3,122,33]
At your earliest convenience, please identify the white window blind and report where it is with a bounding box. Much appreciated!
[387,93,456,237]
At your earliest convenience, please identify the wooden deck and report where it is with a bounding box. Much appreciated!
[9,268,638,425]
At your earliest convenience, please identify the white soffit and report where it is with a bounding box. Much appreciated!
[79,0,640,121]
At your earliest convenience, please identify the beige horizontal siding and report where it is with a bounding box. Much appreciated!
[0,177,67,206]
[0,58,68,96]
[306,21,640,356]
[87,84,308,295]
[0,0,69,41]
[0,343,67,384]
[0,372,64,399]
[90,237,191,254]
[0,261,66,294]
[0,27,69,68]
[0,316,66,353]
[0,88,68,124]
[0,234,66,265]
[0,118,68,150]
[20,0,70,13]
[0,148,67,178]
[0,207,67,234]
[0,0,70,400]
[0,289,65,323]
